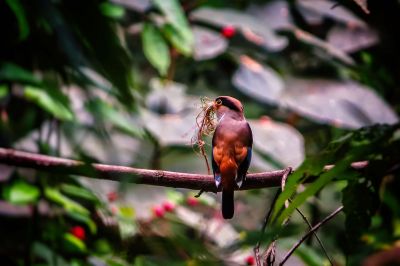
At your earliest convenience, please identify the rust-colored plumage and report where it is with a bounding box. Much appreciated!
[212,96,253,219]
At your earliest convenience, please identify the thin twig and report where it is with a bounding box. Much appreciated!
[279,206,344,266]
[292,203,334,266]
[282,167,333,264]
[254,189,280,266]
[281,167,292,213]
[194,189,204,198]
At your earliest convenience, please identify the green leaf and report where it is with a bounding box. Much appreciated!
[0,85,8,99]
[94,239,112,255]
[63,233,87,253]
[100,2,125,19]
[5,0,29,40]
[152,0,193,53]
[60,183,99,203]
[142,23,170,76]
[67,211,97,234]
[0,63,40,84]
[33,242,69,266]
[342,180,379,254]
[274,160,354,225]
[44,187,89,215]
[119,205,135,218]
[162,24,192,56]
[118,219,137,240]
[24,86,74,121]
[3,180,40,205]
[294,244,326,266]
[86,99,144,138]
[166,189,184,204]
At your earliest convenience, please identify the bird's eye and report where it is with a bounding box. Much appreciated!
[216,99,222,105]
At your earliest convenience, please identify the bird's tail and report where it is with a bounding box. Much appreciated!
[222,189,234,219]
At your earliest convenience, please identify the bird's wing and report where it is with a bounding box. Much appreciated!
[236,147,251,187]
[212,128,222,188]
[212,147,222,188]
[236,122,253,187]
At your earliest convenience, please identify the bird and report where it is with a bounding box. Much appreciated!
[211,96,253,219]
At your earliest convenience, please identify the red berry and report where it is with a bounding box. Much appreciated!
[186,196,199,206]
[245,255,255,265]
[163,201,175,212]
[107,191,118,202]
[152,205,165,218]
[221,26,236,38]
[70,226,86,240]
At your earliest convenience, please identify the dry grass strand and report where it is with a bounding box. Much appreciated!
[192,97,217,175]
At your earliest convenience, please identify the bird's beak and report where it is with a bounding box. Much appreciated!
[212,101,218,110]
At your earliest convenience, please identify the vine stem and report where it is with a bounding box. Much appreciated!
[279,206,344,266]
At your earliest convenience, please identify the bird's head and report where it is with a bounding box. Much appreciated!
[213,96,244,120]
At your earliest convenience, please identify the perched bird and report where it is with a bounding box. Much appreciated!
[212,96,253,219]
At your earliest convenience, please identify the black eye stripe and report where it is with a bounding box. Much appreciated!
[216,97,242,112]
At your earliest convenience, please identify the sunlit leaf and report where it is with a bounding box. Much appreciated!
[162,24,192,56]
[61,183,99,203]
[274,160,353,225]
[63,233,87,253]
[119,205,135,218]
[45,187,89,215]
[0,85,8,99]
[142,23,170,76]
[0,63,40,84]
[100,2,125,19]
[3,180,40,205]
[166,189,184,204]
[5,0,29,40]
[67,212,97,234]
[152,0,193,54]
[118,218,137,239]
[24,86,74,121]
[272,125,398,225]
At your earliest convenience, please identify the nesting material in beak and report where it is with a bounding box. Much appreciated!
[193,97,217,174]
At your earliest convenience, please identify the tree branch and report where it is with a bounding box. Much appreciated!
[0,148,284,192]
[0,148,368,192]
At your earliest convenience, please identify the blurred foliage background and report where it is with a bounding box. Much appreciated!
[0,0,400,265]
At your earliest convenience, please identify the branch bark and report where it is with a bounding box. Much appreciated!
[0,148,284,192]
[0,148,368,192]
